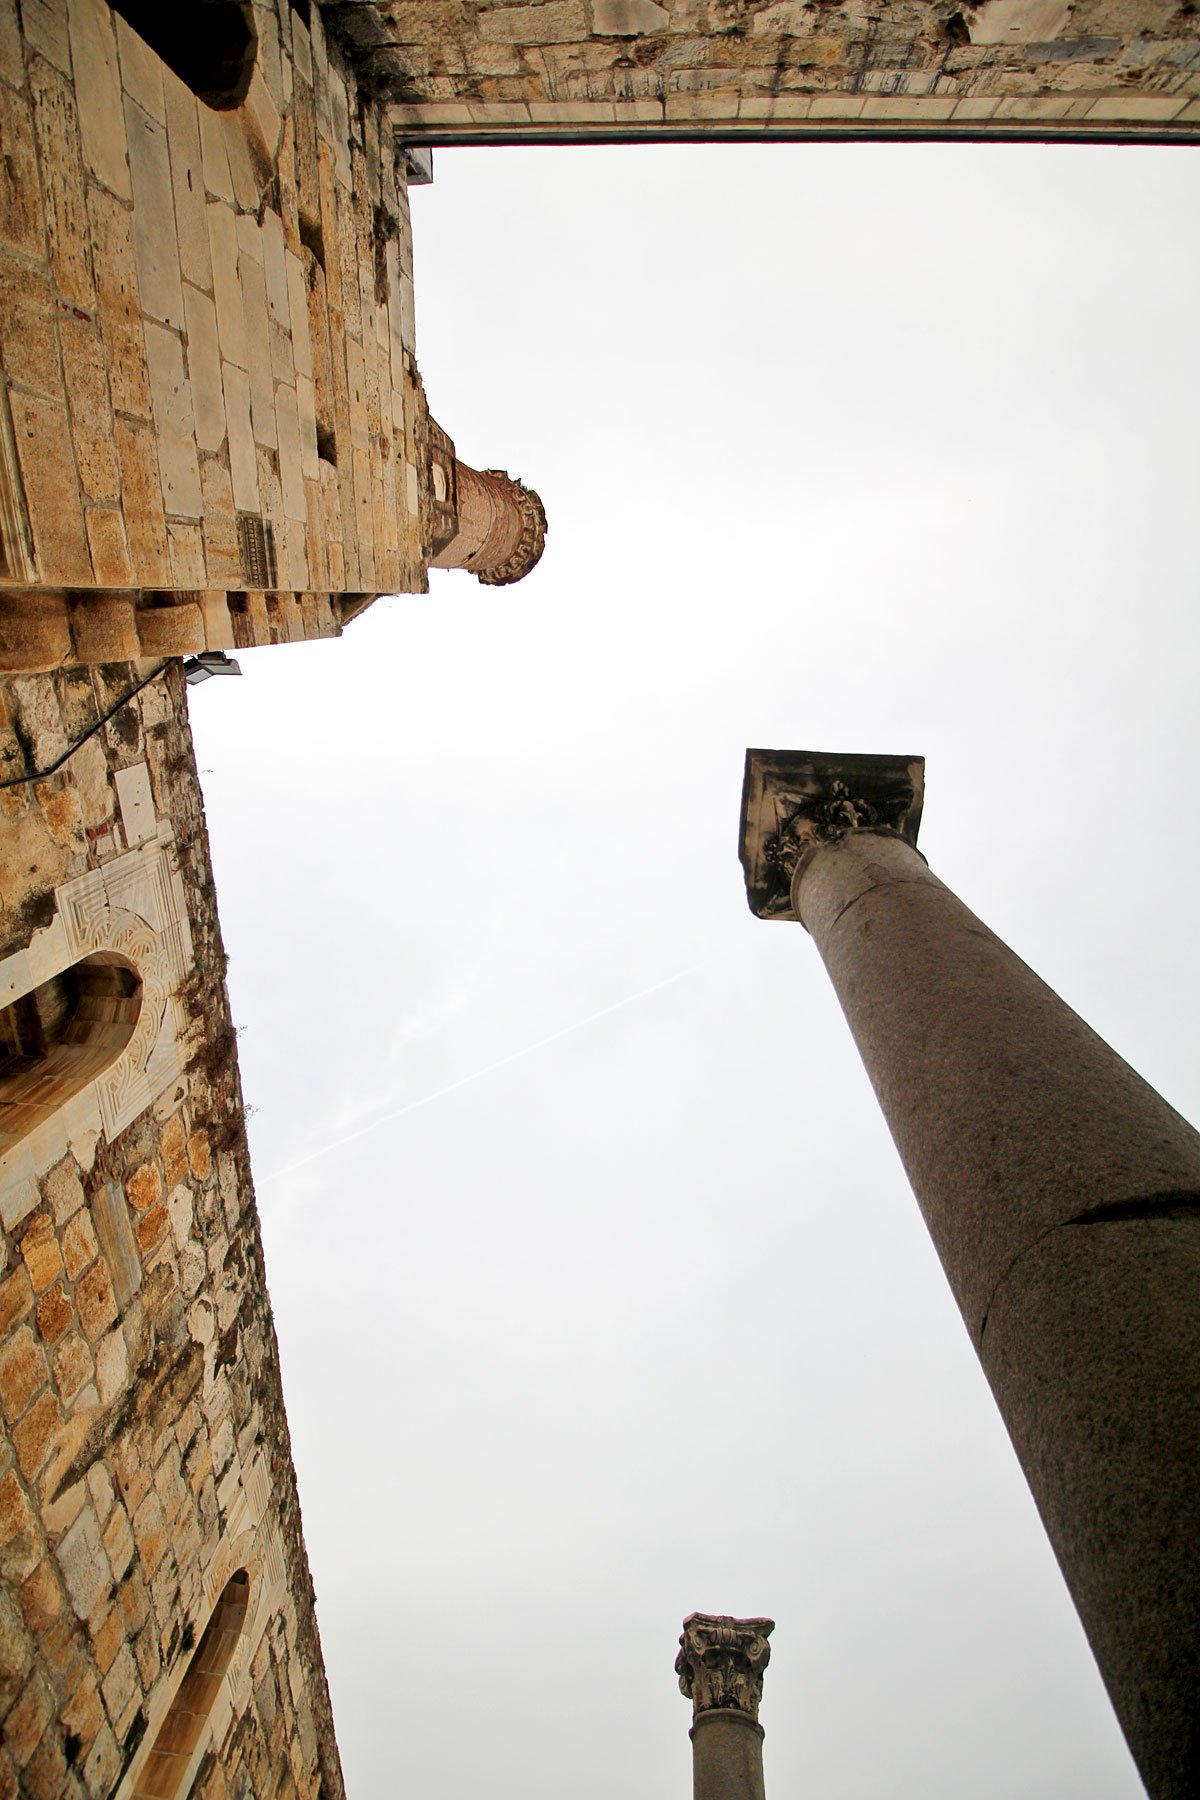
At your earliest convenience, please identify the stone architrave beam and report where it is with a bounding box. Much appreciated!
[677,1613,774,1800]
[738,748,1200,1800]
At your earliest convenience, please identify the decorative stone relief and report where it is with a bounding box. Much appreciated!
[676,1613,775,1720]
[56,829,193,1139]
[0,823,194,1217]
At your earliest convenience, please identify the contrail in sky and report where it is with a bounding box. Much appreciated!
[261,964,699,1186]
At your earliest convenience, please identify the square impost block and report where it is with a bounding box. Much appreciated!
[739,748,924,921]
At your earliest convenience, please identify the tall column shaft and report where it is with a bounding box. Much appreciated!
[690,1711,766,1800]
[793,827,1200,1800]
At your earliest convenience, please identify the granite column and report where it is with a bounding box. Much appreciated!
[739,750,1200,1800]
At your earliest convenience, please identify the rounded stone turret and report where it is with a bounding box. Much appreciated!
[430,462,547,586]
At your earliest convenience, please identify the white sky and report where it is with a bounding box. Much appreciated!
[190,142,1200,1799]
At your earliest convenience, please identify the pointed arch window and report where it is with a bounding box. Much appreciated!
[0,954,142,1152]
[132,1571,251,1799]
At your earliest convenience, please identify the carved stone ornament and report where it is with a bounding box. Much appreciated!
[676,1613,775,1720]
[474,471,547,587]
[739,749,925,922]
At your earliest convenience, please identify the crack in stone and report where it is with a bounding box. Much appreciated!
[978,1190,1200,1348]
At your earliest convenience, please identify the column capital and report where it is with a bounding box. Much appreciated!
[676,1613,775,1722]
[739,748,924,922]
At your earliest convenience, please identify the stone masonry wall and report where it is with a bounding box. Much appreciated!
[0,662,345,1800]
[0,0,432,661]
[340,0,1200,139]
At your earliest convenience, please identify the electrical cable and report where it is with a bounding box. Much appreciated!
[0,661,171,790]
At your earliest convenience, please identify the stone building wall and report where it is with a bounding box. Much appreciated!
[0,661,344,1800]
[0,0,440,671]
[339,0,1200,140]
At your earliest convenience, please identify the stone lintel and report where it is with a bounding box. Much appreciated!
[676,1613,775,1721]
[739,748,924,922]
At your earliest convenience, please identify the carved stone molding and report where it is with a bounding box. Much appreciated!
[55,833,194,1139]
[739,748,925,922]
[676,1613,775,1721]
[0,828,194,1219]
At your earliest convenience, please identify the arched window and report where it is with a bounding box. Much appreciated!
[108,0,258,111]
[133,1571,251,1799]
[0,954,142,1152]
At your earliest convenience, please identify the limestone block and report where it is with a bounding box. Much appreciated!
[199,456,241,586]
[291,13,312,84]
[242,65,283,186]
[9,394,90,586]
[68,594,139,664]
[1087,92,1188,119]
[167,519,206,588]
[235,216,277,449]
[198,101,235,204]
[135,602,204,658]
[221,363,259,513]
[592,0,669,32]
[0,254,64,400]
[61,289,121,480]
[284,250,313,379]
[328,70,352,190]
[478,0,588,43]
[295,375,318,481]
[144,321,202,519]
[207,201,247,370]
[163,71,212,293]
[125,96,185,332]
[182,284,226,456]
[114,14,164,123]
[113,417,171,584]
[112,761,153,845]
[0,86,44,263]
[198,590,236,650]
[274,384,306,523]
[0,592,72,671]
[88,185,153,420]
[66,0,130,199]
[0,0,22,82]
[222,107,264,212]
[29,59,94,310]
[969,0,1072,43]
[85,508,135,587]
[261,208,291,341]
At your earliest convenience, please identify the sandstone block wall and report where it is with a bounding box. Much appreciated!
[346,0,1200,139]
[0,662,344,1800]
[0,0,433,642]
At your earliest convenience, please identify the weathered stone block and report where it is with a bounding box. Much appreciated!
[12,1386,61,1477]
[0,86,44,262]
[66,0,130,199]
[74,1258,116,1344]
[29,58,94,310]
[88,185,153,420]
[85,509,135,587]
[9,395,90,588]
[0,1327,49,1421]
[69,594,137,665]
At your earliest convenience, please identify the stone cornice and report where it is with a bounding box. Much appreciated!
[676,1613,775,1721]
[739,749,924,922]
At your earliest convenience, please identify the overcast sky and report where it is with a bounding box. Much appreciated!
[189,142,1199,1799]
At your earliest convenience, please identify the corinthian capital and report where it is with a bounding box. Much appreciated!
[739,748,925,922]
[676,1613,775,1721]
